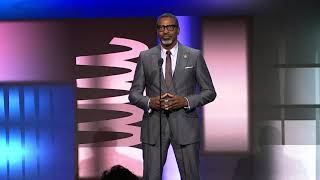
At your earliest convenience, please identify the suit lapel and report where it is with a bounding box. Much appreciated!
[172,43,189,85]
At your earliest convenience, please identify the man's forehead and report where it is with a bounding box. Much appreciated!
[158,17,176,25]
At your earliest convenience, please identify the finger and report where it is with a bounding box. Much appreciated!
[173,100,181,108]
[156,101,162,107]
[167,97,176,102]
[161,101,168,108]
[160,99,168,103]
[154,100,160,105]
[170,95,179,100]
[151,103,159,110]
[169,104,177,110]
[172,101,181,109]
[160,100,167,105]
[161,93,168,98]
[166,93,174,98]
[167,99,174,106]
[168,100,178,109]
[168,105,176,110]
[163,102,170,107]
[165,100,172,110]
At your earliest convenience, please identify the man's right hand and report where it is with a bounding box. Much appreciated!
[149,93,169,110]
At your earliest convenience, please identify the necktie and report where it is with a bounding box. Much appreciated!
[165,51,172,88]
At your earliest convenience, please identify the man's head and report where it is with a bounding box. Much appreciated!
[157,13,180,49]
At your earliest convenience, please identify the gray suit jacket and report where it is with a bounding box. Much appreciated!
[129,43,216,145]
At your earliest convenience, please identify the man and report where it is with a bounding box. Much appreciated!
[129,13,216,180]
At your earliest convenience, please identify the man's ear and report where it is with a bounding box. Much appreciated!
[177,26,180,35]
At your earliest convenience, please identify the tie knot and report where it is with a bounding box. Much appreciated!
[166,51,171,55]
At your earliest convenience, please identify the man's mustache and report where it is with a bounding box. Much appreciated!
[162,36,172,39]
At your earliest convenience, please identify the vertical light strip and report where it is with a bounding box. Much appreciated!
[34,87,40,176]
[315,50,320,180]
[0,88,4,122]
[278,40,286,145]
[25,128,37,179]
[8,88,22,178]
[8,128,23,179]
[38,87,51,179]
[9,87,20,122]
[24,87,37,179]
[24,87,35,122]
[202,18,249,152]
[0,88,6,178]
[0,128,7,178]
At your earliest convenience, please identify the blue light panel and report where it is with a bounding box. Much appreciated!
[9,88,20,122]
[0,85,74,179]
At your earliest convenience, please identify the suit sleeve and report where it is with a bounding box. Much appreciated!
[128,53,150,112]
[186,52,216,110]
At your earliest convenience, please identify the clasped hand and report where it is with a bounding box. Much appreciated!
[149,93,187,111]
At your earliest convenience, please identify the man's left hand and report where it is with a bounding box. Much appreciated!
[161,93,188,111]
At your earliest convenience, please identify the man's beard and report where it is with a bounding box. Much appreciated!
[161,38,174,46]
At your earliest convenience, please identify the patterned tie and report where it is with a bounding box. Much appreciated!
[165,50,172,88]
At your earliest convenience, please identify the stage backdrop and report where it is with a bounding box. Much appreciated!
[0,17,249,179]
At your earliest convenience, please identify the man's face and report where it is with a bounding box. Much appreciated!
[157,17,179,47]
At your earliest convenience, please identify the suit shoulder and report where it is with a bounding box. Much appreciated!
[140,46,159,56]
[182,45,201,55]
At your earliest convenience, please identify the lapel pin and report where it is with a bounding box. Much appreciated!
[183,54,187,59]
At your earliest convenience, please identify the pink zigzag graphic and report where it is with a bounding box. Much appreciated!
[76,37,148,146]
[77,37,148,178]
